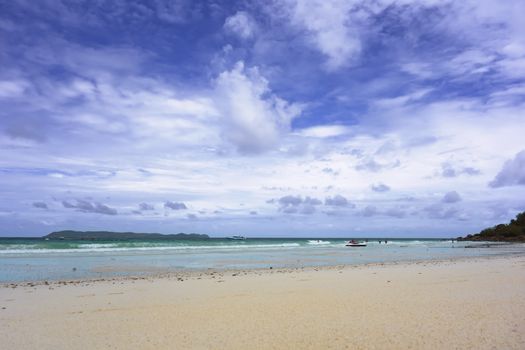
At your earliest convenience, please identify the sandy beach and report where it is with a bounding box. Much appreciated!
[1,256,524,349]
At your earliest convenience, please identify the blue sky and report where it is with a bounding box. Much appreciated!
[1,0,525,237]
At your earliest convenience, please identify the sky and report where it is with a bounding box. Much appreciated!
[1,0,524,237]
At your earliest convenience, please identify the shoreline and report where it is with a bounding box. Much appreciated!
[3,251,525,288]
[3,239,523,285]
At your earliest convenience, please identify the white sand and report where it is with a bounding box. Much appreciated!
[1,256,525,349]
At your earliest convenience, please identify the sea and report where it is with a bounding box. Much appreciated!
[1,237,524,283]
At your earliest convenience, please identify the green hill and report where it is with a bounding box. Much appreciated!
[44,230,210,240]
[458,211,525,242]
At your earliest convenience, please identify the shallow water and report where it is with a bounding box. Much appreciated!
[1,238,524,282]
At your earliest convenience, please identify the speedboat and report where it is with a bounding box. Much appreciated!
[345,240,367,247]
[227,235,246,240]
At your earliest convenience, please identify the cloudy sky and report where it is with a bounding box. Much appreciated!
[1,0,524,237]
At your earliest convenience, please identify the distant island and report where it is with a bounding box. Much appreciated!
[44,230,210,240]
[458,211,525,242]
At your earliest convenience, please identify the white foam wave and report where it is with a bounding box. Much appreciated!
[307,240,331,245]
[0,242,303,255]
[77,243,119,248]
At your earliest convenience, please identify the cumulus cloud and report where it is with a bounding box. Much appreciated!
[278,195,302,207]
[355,159,400,172]
[489,150,525,187]
[324,194,352,207]
[164,201,187,210]
[441,164,455,178]
[304,197,322,205]
[214,61,302,153]
[224,11,257,39]
[139,202,155,211]
[32,201,48,209]
[442,191,462,203]
[371,183,390,192]
[276,195,322,214]
[441,163,481,178]
[62,199,117,215]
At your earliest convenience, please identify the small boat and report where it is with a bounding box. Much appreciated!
[345,240,367,247]
[227,235,246,240]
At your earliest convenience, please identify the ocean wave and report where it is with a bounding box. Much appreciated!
[77,243,120,249]
[0,244,41,250]
[307,240,331,245]
[0,242,304,255]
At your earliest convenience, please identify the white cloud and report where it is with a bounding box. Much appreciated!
[224,11,257,39]
[0,80,30,98]
[37,59,302,154]
[489,150,525,188]
[442,191,462,203]
[214,61,302,153]
[371,183,390,192]
[280,0,363,70]
[298,125,350,138]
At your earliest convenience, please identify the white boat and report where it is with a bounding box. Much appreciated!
[345,240,367,247]
[227,235,246,240]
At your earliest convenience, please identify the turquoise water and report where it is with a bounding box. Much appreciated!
[1,238,524,282]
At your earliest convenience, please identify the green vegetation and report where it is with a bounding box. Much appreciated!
[458,211,525,242]
[44,230,210,240]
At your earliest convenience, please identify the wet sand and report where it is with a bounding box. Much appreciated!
[1,256,525,349]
